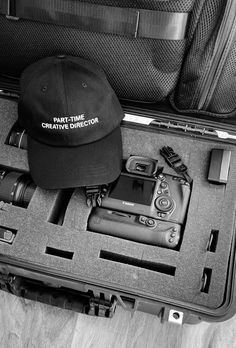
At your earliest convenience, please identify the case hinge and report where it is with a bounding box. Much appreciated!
[88,295,117,318]
[151,119,219,138]
[124,114,236,141]
[154,120,236,141]
[156,121,216,137]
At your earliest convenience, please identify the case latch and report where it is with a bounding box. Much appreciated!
[88,295,117,318]
[6,0,19,20]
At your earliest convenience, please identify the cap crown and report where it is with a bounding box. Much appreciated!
[18,56,124,147]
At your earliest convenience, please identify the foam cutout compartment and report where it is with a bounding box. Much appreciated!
[0,98,236,309]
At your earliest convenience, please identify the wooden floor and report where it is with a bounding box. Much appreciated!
[0,292,236,348]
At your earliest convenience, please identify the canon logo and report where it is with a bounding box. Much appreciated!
[122,201,134,206]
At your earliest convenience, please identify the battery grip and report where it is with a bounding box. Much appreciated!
[88,208,181,248]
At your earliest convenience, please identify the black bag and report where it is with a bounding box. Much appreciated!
[1,0,236,117]
[0,0,236,325]
[0,0,198,102]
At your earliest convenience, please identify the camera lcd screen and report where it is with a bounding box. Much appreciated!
[109,174,155,206]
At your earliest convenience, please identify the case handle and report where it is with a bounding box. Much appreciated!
[0,274,117,317]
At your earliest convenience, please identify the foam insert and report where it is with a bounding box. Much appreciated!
[0,98,236,310]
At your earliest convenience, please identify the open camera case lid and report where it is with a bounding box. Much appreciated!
[0,0,236,325]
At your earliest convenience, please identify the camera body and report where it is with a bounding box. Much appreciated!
[88,208,181,248]
[87,156,192,248]
[101,172,191,225]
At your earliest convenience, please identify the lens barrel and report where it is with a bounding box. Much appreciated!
[0,171,36,207]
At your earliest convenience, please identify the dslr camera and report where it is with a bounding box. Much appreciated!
[101,156,191,225]
[88,156,191,248]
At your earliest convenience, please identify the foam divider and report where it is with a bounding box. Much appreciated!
[62,188,92,230]
[0,98,236,310]
[27,187,62,221]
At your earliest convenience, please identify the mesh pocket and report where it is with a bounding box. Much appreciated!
[0,0,196,102]
[174,0,236,116]
[83,0,194,12]
[208,40,236,114]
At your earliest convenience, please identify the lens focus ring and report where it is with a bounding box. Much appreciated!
[0,171,36,207]
[0,171,22,203]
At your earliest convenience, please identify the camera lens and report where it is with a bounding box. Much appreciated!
[8,129,28,149]
[155,195,174,213]
[0,170,36,207]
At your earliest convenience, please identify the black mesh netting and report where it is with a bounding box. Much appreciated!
[0,0,195,102]
[80,0,194,12]
[174,0,236,115]
[208,41,236,114]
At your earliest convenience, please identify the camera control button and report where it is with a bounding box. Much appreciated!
[160,182,167,189]
[157,212,166,218]
[139,216,146,224]
[4,230,13,241]
[155,195,174,213]
[170,232,176,238]
[146,218,156,227]
[169,238,175,243]
[160,198,169,206]
[158,174,165,181]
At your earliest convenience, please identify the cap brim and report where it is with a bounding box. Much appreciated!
[27,127,123,189]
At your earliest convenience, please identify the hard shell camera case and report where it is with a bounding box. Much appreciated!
[0,0,236,325]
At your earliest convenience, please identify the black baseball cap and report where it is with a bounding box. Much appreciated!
[18,55,124,189]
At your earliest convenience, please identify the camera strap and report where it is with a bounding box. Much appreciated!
[160,146,192,183]
[85,185,109,207]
